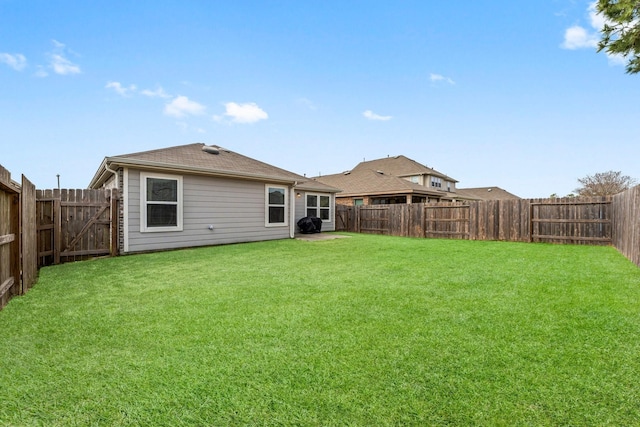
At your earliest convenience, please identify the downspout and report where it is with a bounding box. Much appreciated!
[104,162,119,190]
[290,181,298,238]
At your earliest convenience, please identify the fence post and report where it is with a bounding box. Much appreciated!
[53,195,61,265]
[110,189,119,256]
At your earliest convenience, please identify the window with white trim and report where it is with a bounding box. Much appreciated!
[431,177,442,188]
[306,193,331,221]
[265,185,288,226]
[140,173,183,232]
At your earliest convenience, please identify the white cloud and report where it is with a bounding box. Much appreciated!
[164,95,206,118]
[561,25,598,49]
[50,54,81,75]
[48,40,81,75]
[430,73,455,85]
[141,86,171,99]
[105,81,137,97]
[0,53,27,71]
[34,65,48,78]
[296,97,317,110]
[363,110,392,121]
[215,102,268,124]
[607,52,628,66]
[587,2,605,28]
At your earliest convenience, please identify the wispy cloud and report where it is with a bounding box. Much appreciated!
[48,40,81,75]
[141,86,171,99]
[430,73,455,85]
[176,121,206,134]
[34,65,48,78]
[214,102,268,124]
[105,81,137,97]
[0,53,27,71]
[164,95,206,118]
[363,110,392,121]
[296,97,317,110]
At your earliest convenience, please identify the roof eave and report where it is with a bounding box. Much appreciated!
[88,157,111,189]
[336,189,450,198]
[90,157,341,193]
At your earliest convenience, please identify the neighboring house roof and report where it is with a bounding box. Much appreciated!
[455,186,520,200]
[312,154,459,200]
[352,155,458,183]
[89,143,339,193]
[313,168,448,198]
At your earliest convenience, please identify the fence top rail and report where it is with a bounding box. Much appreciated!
[0,179,21,194]
[531,200,611,206]
[424,205,470,209]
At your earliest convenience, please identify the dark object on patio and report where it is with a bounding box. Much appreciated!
[297,216,322,234]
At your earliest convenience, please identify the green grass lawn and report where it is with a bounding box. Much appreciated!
[1,234,639,426]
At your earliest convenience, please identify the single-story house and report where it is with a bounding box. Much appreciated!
[89,143,340,254]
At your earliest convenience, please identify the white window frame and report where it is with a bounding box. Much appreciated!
[140,172,183,233]
[265,184,289,227]
[305,193,332,222]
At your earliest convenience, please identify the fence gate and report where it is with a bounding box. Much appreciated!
[424,203,470,239]
[37,189,119,266]
[335,205,352,231]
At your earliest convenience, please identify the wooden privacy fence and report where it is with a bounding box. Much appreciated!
[336,196,614,245]
[1,163,119,310]
[37,189,119,267]
[612,186,640,267]
[0,165,37,310]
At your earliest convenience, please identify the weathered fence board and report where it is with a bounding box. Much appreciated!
[21,175,37,294]
[0,165,22,309]
[336,196,616,248]
[358,206,390,235]
[530,197,611,245]
[425,203,470,239]
[612,185,640,267]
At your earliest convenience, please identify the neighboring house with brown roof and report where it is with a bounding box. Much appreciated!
[313,155,462,206]
[89,143,339,253]
[454,186,520,200]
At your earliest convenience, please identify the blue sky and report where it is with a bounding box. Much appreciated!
[1,0,638,198]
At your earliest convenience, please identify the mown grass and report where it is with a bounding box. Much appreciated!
[1,233,639,426]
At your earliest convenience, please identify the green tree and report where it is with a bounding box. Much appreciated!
[574,170,637,196]
[596,0,640,74]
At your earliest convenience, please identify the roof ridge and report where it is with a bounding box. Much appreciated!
[112,142,204,158]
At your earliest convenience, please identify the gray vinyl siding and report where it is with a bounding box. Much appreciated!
[125,170,291,253]
[293,191,336,232]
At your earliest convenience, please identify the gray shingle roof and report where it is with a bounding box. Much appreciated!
[90,143,339,192]
[353,155,458,182]
[314,168,446,197]
[455,187,520,200]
